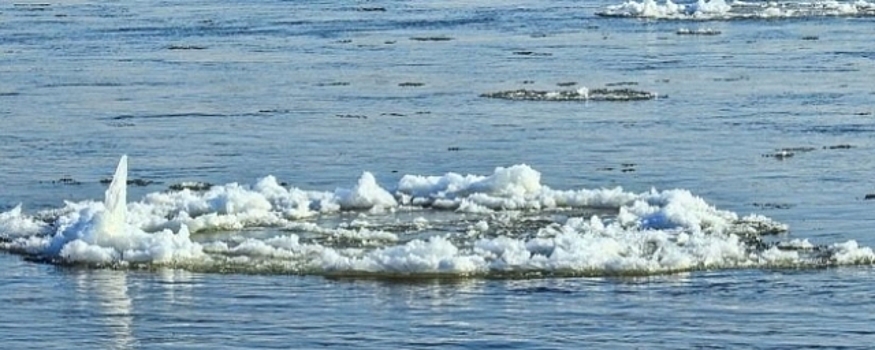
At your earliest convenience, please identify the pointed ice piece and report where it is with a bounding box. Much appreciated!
[99,155,128,237]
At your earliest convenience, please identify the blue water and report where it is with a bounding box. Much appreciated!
[3,0,875,348]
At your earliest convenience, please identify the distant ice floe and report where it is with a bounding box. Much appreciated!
[481,87,657,102]
[1,156,873,278]
[598,0,875,20]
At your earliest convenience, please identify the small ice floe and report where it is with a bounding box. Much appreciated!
[761,147,817,160]
[480,86,656,102]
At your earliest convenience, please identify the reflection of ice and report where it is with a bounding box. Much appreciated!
[367,278,486,310]
[73,270,135,350]
[157,268,194,305]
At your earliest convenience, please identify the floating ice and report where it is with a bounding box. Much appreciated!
[598,0,875,19]
[481,87,657,102]
[335,172,398,211]
[0,204,48,239]
[676,27,721,35]
[1,156,873,277]
[3,156,205,266]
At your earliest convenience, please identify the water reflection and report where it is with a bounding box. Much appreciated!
[156,268,194,306]
[71,269,135,350]
[348,278,488,310]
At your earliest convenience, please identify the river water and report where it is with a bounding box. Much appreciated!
[2,0,875,348]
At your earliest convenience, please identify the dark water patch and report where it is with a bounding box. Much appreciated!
[315,81,350,87]
[0,92,20,97]
[762,145,854,160]
[623,60,685,71]
[257,108,293,114]
[12,3,50,11]
[108,113,230,120]
[605,81,638,87]
[395,16,496,30]
[358,7,386,12]
[266,14,494,39]
[393,62,437,67]
[97,24,276,40]
[714,75,749,82]
[803,124,875,135]
[410,36,454,42]
[779,147,817,153]
[753,202,794,210]
[509,286,574,295]
[823,144,853,150]
[802,35,819,40]
[799,92,846,106]
[270,20,312,26]
[168,182,213,192]
[398,82,424,87]
[42,176,81,186]
[597,163,637,172]
[40,81,176,89]
[833,51,875,60]
[490,123,521,128]
[106,121,135,128]
[336,114,367,119]
[167,45,208,50]
[556,82,576,87]
[99,178,159,187]
[762,151,795,160]
[42,82,125,88]
[512,51,552,57]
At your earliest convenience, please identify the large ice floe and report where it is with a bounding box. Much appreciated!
[1,156,873,278]
[597,0,875,20]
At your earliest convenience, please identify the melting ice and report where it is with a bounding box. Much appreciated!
[0,156,873,277]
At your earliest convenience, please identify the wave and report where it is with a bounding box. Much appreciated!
[597,0,875,20]
[1,156,872,278]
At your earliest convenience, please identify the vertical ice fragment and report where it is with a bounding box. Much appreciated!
[98,155,128,237]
